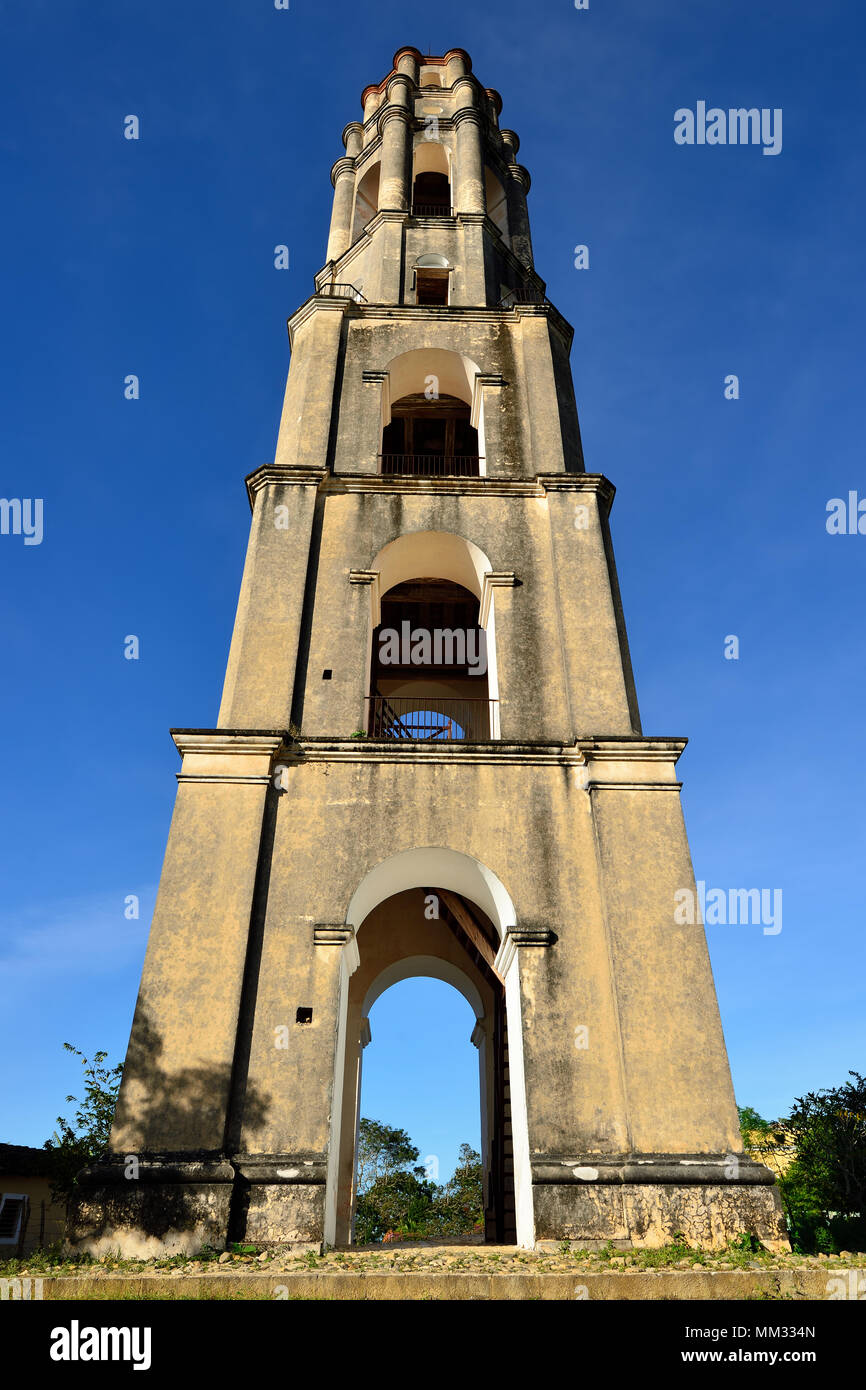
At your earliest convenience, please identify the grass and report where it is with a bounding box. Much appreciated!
[3,1233,861,1283]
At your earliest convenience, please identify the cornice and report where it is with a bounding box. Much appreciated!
[171,730,285,758]
[165,731,691,776]
[494,926,555,978]
[287,291,353,346]
[578,737,688,762]
[537,473,613,497]
[245,464,326,508]
[286,740,587,768]
[529,1154,776,1186]
[240,466,615,505]
[480,570,520,627]
[324,474,543,497]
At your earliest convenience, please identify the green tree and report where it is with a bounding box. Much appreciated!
[354,1170,439,1244]
[737,1105,772,1148]
[43,1043,123,1201]
[355,1118,425,1192]
[435,1143,484,1237]
[778,1071,866,1252]
[353,1122,484,1244]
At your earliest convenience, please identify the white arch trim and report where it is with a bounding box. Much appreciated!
[346,846,516,941]
[363,956,484,1020]
[371,530,492,603]
[385,348,481,407]
[413,140,450,177]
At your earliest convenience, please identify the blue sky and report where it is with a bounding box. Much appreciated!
[1,0,863,1181]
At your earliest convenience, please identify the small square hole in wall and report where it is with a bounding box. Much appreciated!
[322,670,332,680]
[296,1007,313,1024]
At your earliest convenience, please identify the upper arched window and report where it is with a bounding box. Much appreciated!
[379,348,486,477]
[352,162,380,242]
[484,168,509,243]
[413,141,451,216]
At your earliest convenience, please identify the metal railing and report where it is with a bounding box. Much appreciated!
[499,288,550,308]
[316,282,367,302]
[412,203,453,217]
[379,453,482,478]
[366,696,498,742]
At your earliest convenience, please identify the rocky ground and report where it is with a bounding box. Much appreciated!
[5,1240,865,1281]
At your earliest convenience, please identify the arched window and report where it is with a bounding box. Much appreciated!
[369,578,490,740]
[484,167,509,243]
[413,141,451,216]
[379,349,485,477]
[361,532,502,744]
[352,162,380,242]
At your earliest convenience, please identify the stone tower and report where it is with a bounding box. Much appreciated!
[71,46,786,1255]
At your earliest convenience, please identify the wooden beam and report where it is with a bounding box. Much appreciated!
[436,888,503,981]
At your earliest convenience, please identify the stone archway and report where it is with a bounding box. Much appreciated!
[325,850,530,1249]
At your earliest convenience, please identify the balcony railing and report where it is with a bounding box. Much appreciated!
[411,203,453,217]
[316,282,367,302]
[379,453,482,478]
[366,696,498,742]
[499,288,550,308]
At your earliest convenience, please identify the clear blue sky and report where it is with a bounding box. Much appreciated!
[1,1,863,1181]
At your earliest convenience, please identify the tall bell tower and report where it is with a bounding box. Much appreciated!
[71,47,786,1255]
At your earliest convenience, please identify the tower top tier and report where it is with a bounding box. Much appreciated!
[322,45,540,308]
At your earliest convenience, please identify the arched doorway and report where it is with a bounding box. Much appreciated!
[356,975,482,1243]
[326,849,529,1249]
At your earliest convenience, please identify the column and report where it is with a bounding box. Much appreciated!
[506,166,534,269]
[377,75,413,212]
[453,81,486,215]
[325,157,356,265]
[393,46,420,82]
[444,48,471,85]
[361,85,380,146]
[501,131,534,269]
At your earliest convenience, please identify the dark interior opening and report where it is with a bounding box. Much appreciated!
[412,171,451,214]
[415,269,449,306]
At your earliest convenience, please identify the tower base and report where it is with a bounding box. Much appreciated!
[531,1154,789,1252]
[67,1151,789,1256]
[66,1155,328,1258]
